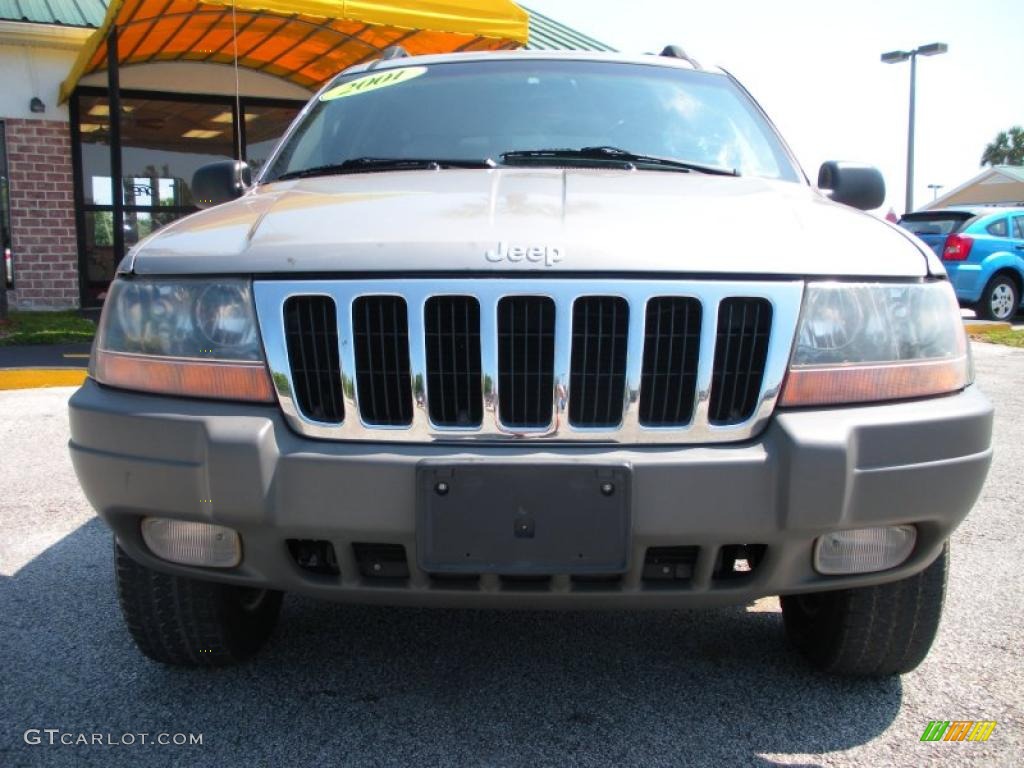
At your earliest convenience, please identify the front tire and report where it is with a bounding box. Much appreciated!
[978,275,1019,321]
[780,542,948,677]
[115,541,283,666]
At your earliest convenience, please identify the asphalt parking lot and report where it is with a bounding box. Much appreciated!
[1,341,1021,767]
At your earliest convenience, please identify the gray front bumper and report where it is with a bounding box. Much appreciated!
[68,379,993,608]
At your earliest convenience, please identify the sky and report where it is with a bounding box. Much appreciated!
[528,0,1024,215]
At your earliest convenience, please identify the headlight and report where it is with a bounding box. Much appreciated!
[93,278,274,402]
[779,281,970,407]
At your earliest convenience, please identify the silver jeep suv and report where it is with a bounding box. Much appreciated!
[69,49,993,676]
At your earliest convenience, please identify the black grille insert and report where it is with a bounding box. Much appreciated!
[283,295,345,424]
[497,296,555,428]
[569,297,629,427]
[643,546,700,583]
[287,539,340,576]
[499,575,553,591]
[425,296,482,427]
[639,297,702,426]
[352,543,409,580]
[714,544,767,581]
[352,296,413,426]
[709,298,772,425]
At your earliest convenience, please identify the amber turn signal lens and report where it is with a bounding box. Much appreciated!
[779,355,970,407]
[94,350,274,402]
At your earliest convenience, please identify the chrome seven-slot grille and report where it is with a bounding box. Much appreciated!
[255,280,803,443]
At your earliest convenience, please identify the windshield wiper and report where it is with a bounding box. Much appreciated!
[276,149,737,180]
[500,146,739,176]
[276,156,497,181]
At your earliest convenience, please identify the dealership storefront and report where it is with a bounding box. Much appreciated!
[0,0,611,310]
[71,87,302,305]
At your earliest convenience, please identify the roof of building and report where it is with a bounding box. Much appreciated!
[0,0,616,52]
[995,165,1024,183]
[0,0,106,26]
[522,5,615,51]
[922,165,1024,211]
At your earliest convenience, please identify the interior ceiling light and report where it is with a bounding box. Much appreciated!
[210,112,258,123]
[88,104,134,117]
[182,129,222,139]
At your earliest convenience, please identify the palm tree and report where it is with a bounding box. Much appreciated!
[981,126,1024,166]
[1011,127,1024,165]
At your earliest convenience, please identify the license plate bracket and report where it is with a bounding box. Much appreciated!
[416,462,631,575]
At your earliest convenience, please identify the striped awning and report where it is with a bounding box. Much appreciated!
[59,0,529,102]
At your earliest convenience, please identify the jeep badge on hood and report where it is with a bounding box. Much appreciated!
[485,241,564,267]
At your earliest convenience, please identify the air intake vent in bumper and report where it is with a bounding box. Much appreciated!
[352,296,413,426]
[425,296,483,427]
[352,542,409,580]
[643,546,699,582]
[283,295,345,424]
[709,297,773,425]
[497,296,555,428]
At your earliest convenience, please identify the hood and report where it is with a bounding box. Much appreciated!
[128,169,930,277]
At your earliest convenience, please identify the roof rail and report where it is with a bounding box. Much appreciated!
[380,45,410,60]
[660,45,702,70]
[367,45,410,69]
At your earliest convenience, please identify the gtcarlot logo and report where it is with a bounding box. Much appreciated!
[920,720,997,742]
[24,729,203,747]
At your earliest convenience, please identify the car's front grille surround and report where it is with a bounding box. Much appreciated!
[255,279,803,444]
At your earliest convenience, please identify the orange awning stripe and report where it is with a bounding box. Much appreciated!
[60,0,529,102]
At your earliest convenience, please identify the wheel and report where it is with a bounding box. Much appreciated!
[780,542,948,677]
[977,275,1019,321]
[114,540,283,666]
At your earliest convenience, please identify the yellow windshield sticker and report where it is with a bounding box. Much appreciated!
[320,66,428,101]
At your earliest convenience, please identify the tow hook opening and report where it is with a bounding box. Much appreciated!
[287,539,340,576]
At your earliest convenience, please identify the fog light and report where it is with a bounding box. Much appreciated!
[141,518,241,568]
[814,525,916,575]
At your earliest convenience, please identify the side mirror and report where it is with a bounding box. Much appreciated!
[817,161,885,211]
[192,160,251,209]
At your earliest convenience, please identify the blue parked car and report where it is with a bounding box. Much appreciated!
[899,206,1024,320]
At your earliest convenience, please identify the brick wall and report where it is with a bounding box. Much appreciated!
[4,119,79,310]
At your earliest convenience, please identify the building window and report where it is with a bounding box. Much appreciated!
[0,120,12,289]
[72,89,302,307]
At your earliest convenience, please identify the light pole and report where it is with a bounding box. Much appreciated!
[928,183,944,202]
[881,43,948,214]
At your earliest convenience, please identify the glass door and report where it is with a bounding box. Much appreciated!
[73,89,302,306]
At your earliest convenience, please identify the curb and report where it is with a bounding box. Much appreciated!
[964,321,1012,334]
[0,368,88,390]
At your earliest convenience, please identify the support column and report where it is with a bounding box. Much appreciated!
[107,26,125,267]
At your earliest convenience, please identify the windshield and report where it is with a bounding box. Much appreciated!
[264,59,800,182]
